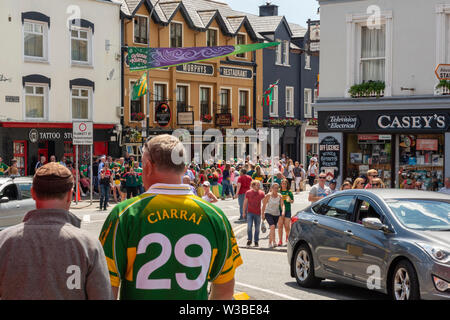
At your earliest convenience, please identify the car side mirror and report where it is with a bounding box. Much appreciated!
[0,197,9,204]
[362,218,384,231]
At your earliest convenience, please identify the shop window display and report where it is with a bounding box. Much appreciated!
[346,134,392,187]
[398,134,444,191]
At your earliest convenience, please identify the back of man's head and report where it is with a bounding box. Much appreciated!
[32,162,74,201]
[144,135,186,174]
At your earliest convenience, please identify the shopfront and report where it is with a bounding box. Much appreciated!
[318,110,450,190]
[0,122,118,176]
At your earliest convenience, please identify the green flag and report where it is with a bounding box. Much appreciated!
[262,80,279,108]
[132,72,147,100]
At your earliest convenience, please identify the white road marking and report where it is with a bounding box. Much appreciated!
[235,281,298,300]
[82,215,91,223]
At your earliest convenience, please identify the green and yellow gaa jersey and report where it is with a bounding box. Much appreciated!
[99,183,242,300]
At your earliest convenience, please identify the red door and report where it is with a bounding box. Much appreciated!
[38,141,48,163]
[94,141,108,156]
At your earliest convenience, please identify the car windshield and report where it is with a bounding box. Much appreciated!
[387,199,450,231]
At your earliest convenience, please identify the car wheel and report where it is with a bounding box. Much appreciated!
[390,260,420,300]
[293,243,321,288]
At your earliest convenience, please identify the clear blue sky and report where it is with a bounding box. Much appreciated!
[224,0,320,27]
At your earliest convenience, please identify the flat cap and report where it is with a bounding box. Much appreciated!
[33,162,74,195]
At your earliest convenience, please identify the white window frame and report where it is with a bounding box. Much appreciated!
[170,21,183,48]
[238,89,251,126]
[206,28,219,47]
[23,83,48,121]
[285,86,294,118]
[346,11,392,97]
[305,53,311,70]
[199,85,213,123]
[176,83,191,116]
[283,41,290,66]
[235,33,247,59]
[219,87,233,115]
[313,89,318,118]
[70,86,93,121]
[23,20,48,62]
[129,79,146,123]
[304,88,312,118]
[70,26,93,66]
[153,81,169,123]
[270,85,279,117]
[275,38,283,65]
[133,15,149,45]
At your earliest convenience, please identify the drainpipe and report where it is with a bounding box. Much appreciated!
[252,50,257,130]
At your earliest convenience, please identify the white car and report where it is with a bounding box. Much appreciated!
[0,177,35,230]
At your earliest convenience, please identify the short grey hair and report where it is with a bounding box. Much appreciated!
[143,134,186,174]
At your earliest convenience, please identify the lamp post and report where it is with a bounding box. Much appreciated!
[146,0,161,143]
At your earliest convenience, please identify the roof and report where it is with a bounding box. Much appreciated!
[119,0,307,41]
[338,189,450,201]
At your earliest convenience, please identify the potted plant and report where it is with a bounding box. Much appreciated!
[201,114,212,123]
[131,112,146,121]
[349,80,385,98]
[239,115,251,124]
[436,80,450,94]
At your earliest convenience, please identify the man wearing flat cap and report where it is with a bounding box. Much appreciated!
[0,162,113,300]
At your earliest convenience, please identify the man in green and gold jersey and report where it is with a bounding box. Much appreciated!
[99,135,242,300]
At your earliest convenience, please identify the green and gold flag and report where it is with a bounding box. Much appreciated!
[132,72,147,100]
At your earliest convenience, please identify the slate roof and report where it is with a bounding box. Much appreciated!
[119,0,308,42]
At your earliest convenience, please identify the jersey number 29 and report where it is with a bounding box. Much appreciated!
[136,233,212,291]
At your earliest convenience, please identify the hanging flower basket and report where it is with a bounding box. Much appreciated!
[239,115,251,124]
[269,118,302,127]
[131,112,146,121]
[201,114,212,123]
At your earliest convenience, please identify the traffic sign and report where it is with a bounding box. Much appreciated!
[73,121,93,145]
[435,64,450,80]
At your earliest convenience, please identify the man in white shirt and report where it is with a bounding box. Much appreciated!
[438,177,450,194]
[308,173,332,203]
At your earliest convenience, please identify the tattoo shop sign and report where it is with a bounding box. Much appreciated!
[319,136,340,178]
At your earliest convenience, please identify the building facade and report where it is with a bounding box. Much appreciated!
[120,0,264,162]
[316,0,450,190]
[0,0,122,175]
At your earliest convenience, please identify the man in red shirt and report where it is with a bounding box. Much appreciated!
[243,180,266,247]
[235,168,252,221]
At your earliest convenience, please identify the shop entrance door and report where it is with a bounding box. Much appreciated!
[37,141,48,163]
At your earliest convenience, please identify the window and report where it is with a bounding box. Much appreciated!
[18,183,32,199]
[304,88,312,118]
[360,25,386,82]
[283,41,290,65]
[130,81,143,122]
[236,34,246,58]
[207,29,218,47]
[220,89,231,113]
[270,85,279,116]
[170,23,183,48]
[71,28,91,64]
[305,53,311,70]
[72,87,91,120]
[134,16,148,44]
[275,39,282,64]
[313,89,318,118]
[25,84,46,119]
[286,87,294,117]
[24,21,46,60]
[355,198,383,224]
[239,90,249,117]
[176,85,188,112]
[200,87,211,118]
[319,196,354,221]
[154,83,167,121]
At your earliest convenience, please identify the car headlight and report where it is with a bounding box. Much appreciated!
[416,243,450,264]
[433,276,450,293]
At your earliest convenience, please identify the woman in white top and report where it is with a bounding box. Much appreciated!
[261,183,285,248]
[201,181,218,203]
[307,157,319,187]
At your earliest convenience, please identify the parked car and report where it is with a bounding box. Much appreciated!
[287,189,450,300]
[0,177,35,230]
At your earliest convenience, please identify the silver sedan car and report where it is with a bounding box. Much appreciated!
[287,189,450,300]
[0,177,35,230]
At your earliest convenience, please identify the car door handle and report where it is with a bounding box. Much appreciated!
[344,230,354,236]
[312,219,319,225]
[16,205,20,208]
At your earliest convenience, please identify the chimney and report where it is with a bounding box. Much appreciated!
[259,1,279,17]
